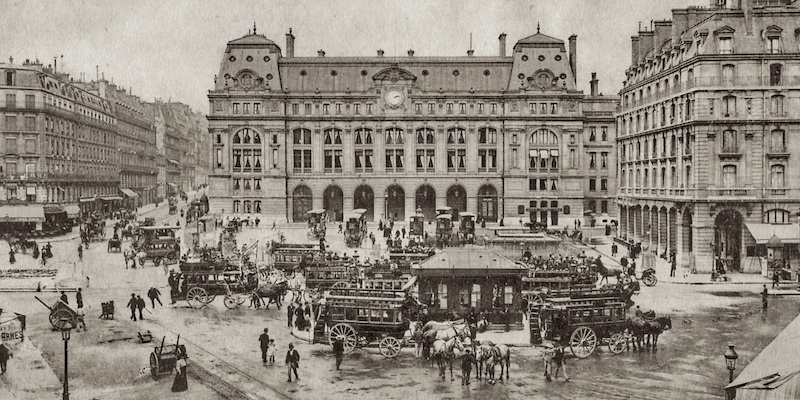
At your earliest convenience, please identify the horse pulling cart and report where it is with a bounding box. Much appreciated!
[323,278,419,358]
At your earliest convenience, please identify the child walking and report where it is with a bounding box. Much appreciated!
[266,339,276,365]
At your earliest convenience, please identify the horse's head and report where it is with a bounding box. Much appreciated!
[659,316,673,331]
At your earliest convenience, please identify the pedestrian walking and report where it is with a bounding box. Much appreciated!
[762,284,769,309]
[60,291,69,305]
[266,340,276,365]
[542,343,555,381]
[272,220,276,230]
[259,328,270,363]
[285,343,300,382]
[333,337,344,370]
[171,353,189,392]
[287,303,294,328]
[401,227,406,238]
[77,244,83,261]
[32,244,40,259]
[147,287,162,308]
[0,341,11,375]
[670,255,677,278]
[136,295,146,320]
[338,223,343,234]
[75,306,87,332]
[461,347,475,386]
[76,288,84,309]
[8,248,15,264]
[611,243,618,257]
[127,293,138,321]
[552,340,570,381]
[772,268,780,289]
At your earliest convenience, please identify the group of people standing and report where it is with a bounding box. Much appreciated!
[125,289,162,321]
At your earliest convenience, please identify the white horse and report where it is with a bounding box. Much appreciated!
[431,337,465,381]
[475,341,511,383]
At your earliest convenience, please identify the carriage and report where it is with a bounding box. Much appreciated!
[535,299,630,358]
[306,209,327,240]
[323,278,419,358]
[168,197,178,215]
[459,212,477,244]
[107,237,122,252]
[435,214,453,248]
[34,296,78,330]
[271,243,322,272]
[522,268,599,306]
[81,217,106,242]
[344,210,367,248]
[178,258,251,309]
[133,226,180,265]
[149,335,185,380]
[409,213,425,240]
[304,263,359,291]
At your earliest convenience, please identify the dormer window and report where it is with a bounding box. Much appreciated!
[765,25,783,54]
[714,26,735,55]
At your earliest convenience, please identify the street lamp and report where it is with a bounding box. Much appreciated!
[60,318,74,400]
[724,344,739,383]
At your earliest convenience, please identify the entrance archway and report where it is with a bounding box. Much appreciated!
[354,185,374,222]
[324,186,344,222]
[477,185,498,222]
[415,185,436,221]
[292,185,312,222]
[714,209,743,272]
[446,185,466,220]
[385,185,405,221]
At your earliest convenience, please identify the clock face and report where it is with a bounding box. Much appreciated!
[386,90,403,106]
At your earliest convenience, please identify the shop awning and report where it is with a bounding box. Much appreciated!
[79,197,96,203]
[43,205,65,214]
[168,159,179,164]
[120,188,139,198]
[64,205,80,218]
[746,223,800,245]
[0,204,45,222]
[167,183,177,188]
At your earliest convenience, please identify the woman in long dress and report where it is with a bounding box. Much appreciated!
[171,354,188,392]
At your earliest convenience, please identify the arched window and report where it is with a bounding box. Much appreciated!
[528,129,559,173]
[233,133,241,144]
[765,209,790,224]
[447,128,466,172]
[323,128,343,172]
[292,128,312,173]
[385,128,404,173]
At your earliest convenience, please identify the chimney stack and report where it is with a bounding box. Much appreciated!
[377,49,385,57]
[590,72,598,96]
[568,35,577,83]
[317,50,325,57]
[498,33,507,57]
[285,28,295,58]
[467,49,474,56]
[407,49,415,57]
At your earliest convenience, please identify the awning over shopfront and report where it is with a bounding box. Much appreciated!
[745,223,800,245]
[411,249,526,277]
[79,197,96,203]
[43,205,65,215]
[167,183,177,188]
[64,205,80,218]
[0,204,45,222]
[120,188,139,198]
[100,196,123,201]
[167,159,179,164]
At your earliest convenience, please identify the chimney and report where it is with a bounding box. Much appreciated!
[568,35,577,82]
[590,72,598,96]
[467,49,474,56]
[377,49,384,57]
[498,33,507,57]
[53,57,57,73]
[631,36,641,66]
[407,49,415,57]
[96,65,99,81]
[653,21,672,55]
[671,10,688,45]
[285,28,295,58]
[317,50,325,57]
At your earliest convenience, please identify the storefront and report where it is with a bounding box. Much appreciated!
[120,188,140,210]
[745,223,799,277]
[411,249,527,324]
[0,204,45,234]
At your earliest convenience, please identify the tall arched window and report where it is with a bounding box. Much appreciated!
[416,128,435,173]
[292,128,312,173]
[447,127,466,172]
[385,127,404,172]
[478,127,497,173]
[323,128,343,172]
[528,129,559,172]
[354,128,373,173]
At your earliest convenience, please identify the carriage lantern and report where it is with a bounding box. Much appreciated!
[724,344,738,383]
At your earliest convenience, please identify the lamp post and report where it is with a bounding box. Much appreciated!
[60,318,74,400]
[724,344,739,383]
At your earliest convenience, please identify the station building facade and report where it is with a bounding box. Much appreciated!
[615,0,800,273]
[207,28,617,226]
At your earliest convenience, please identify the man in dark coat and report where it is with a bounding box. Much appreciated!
[762,285,769,309]
[127,293,138,321]
[461,347,475,386]
[287,304,294,328]
[333,338,344,370]
[285,343,300,382]
[60,291,69,305]
[148,287,162,308]
[76,288,83,309]
[136,295,146,320]
[259,328,270,363]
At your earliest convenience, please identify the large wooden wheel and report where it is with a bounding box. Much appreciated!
[331,281,350,289]
[329,323,358,354]
[569,326,597,358]
[149,352,159,380]
[49,309,73,329]
[186,287,208,309]
[223,294,240,309]
[204,294,217,305]
[138,257,146,266]
[608,332,626,355]
[379,336,402,358]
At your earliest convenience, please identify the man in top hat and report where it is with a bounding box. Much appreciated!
[461,347,475,386]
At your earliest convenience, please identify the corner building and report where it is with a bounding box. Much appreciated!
[207,28,617,226]
[616,0,800,273]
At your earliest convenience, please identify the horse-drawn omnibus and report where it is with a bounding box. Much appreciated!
[435,214,453,248]
[304,262,358,291]
[306,209,327,240]
[459,212,477,244]
[344,210,367,248]
[409,213,425,240]
[323,277,420,358]
[177,257,252,309]
[271,243,322,272]
[535,298,630,358]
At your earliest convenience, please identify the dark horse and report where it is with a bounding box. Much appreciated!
[626,316,672,350]
[252,281,288,309]
[597,257,624,285]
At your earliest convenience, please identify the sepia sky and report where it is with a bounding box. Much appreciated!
[1,0,697,113]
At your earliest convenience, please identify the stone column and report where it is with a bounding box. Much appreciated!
[659,208,668,256]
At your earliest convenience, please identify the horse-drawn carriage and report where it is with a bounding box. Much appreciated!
[522,268,600,305]
[81,216,106,242]
[107,236,122,252]
[409,213,425,241]
[168,197,178,215]
[178,258,252,309]
[344,209,367,248]
[459,212,477,244]
[435,214,453,248]
[271,243,322,272]
[8,236,37,254]
[304,262,359,291]
[133,226,180,266]
[323,278,420,358]
[306,209,327,240]
[536,298,630,358]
